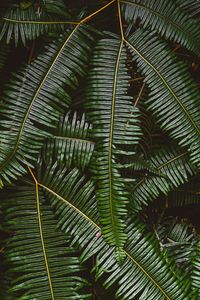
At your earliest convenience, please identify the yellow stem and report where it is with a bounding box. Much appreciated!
[28,166,54,300]
[3,0,116,26]
[81,0,116,24]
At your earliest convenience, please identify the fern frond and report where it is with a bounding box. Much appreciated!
[44,111,95,170]
[85,36,142,257]
[0,25,94,187]
[96,220,190,300]
[39,164,190,300]
[2,186,91,299]
[121,0,200,56]
[129,147,196,212]
[126,29,200,166]
[0,3,70,46]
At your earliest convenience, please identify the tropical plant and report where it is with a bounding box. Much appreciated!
[0,0,200,299]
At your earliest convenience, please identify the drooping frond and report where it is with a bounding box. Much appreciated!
[149,173,200,210]
[85,36,142,257]
[0,25,94,187]
[0,2,70,46]
[121,0,200,56]
[129,147,196,212]
[44,111,95,170]
[126,29,200,166]
[2,186,91,299]
[39,164,190,300]
[96,220,191,300]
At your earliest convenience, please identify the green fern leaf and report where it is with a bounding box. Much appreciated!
[96,220,191,300]
[39,164,190,300]
[0,3,69,46]
[129,147,196,212]
[44,111,95,170]
[0,25,94,186]
[126,29,200,166]
[85,36,141,256]
[2,186,91,299]
[121,0,200,56]
[42,0,71,18]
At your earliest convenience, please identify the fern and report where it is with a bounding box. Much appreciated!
[86,35,141,258]
[121,0,200,56]
[126,29,200,167]
[44,111,95,170]
[38,164,191,300]
[0,25,94,186]
[0,1,70,46]
[2,186,91,299]
[153,216,196,271]
[1,0,200,298]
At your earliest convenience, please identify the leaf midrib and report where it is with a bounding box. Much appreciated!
[107,40,124,240]
[2,18,79,25]
[35,183,55,300]
[121,0,199,47]
[126,39,200,136]
[0,24,80,172]
[39,181,172,300]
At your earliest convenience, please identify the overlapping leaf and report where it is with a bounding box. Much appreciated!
[129,147,196,211]
[0,24,94,187]
[85,36,141,256]
[39,165,191,300]
[121,0,200,56]
[154,217,196,273]
[126,29,200,167]
[2,186,91,299]
[45,111,95,170]
[0,2,69,46]
[0,0,200,298]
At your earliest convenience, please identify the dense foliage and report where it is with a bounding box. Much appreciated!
[0,0,200,299]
